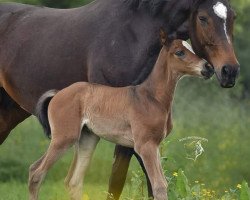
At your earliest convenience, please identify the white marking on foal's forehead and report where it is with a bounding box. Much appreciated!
[182,41,195,54]
[213,2,227,20]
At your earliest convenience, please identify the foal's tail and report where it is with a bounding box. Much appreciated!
[35,90,58,139]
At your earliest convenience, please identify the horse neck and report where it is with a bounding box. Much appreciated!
[138,48,181,109]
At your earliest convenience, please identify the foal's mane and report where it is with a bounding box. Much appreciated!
[124,0,169,16]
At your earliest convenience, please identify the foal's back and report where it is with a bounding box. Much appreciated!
[48,82,135,147]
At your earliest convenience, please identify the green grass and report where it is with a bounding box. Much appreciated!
[0,181,116,200]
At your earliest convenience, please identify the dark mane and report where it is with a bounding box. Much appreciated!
[124,0,168,16]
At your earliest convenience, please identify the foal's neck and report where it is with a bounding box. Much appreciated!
[139,48,181,109]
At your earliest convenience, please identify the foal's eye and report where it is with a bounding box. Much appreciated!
[175,51,185,58]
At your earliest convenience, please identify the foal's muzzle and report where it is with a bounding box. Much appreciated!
[201,62,214,79]
[219,64,240,88]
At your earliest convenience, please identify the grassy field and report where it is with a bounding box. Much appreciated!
[1,78,250,199]
[0,0,250,199]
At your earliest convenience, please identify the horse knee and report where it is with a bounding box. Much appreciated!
[67,179,82,190]
[66,180,83,200]
[153,187,168,200]
[29,169,45,192]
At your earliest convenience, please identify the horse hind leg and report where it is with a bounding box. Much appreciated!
[0,88,30,144]
[64,147,78,186]
[107,145,134,200]
[29,115,81,200]
[65,127,100,200]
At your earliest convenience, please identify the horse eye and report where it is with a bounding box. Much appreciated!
[175,51,185,57]
[199,16,208,23]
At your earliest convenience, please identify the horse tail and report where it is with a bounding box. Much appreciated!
[35,90,58,139]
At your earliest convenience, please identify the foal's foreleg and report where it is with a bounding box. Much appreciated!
[134,152,154,199]
[135,141,168,200]
[66,129,100,200]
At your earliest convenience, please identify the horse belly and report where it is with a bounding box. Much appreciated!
[84,117,134,148]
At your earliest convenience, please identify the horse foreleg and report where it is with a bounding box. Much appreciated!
[65,128,100,200]
[0,88,30,144]
[107,145,134,200]
[135,141,168,200]
[134,152,154,199]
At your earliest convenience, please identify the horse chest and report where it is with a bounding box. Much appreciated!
[83,115,134,148]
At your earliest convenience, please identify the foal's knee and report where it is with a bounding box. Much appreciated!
[28,169,45,193]
[154,187,168,200]
[66,181,83,200]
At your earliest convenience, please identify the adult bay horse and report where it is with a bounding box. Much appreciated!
[0,0,239,199]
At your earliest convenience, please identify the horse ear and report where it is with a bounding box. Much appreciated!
[160,28,173,47]
[160,28,167,45]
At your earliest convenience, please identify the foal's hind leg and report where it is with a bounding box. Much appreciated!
[64,146,78,185]
[29,132,78,200]
[66,128,100,200]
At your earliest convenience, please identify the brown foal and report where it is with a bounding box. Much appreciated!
[31,32,213,200]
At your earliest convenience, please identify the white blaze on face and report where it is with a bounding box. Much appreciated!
[182,41,195,54]
[182,41,206,74]
[213,2,230,43]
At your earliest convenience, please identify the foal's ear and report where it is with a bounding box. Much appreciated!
[160,28,173,47]
[160,28,167,45]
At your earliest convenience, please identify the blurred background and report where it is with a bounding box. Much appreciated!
[0,0,249,199]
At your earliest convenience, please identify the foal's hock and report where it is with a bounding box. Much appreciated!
[31,36,213,200]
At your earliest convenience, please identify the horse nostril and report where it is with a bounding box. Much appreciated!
[222,65,230,76]
[201,62,214,79]
[205,62,214,72]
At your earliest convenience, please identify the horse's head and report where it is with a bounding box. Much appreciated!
[160,30,214,79]
[189,0,240,88]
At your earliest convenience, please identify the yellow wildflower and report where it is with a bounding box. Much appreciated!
[237,184,242,189]
[195,180,199,184]
[173,172,178,177]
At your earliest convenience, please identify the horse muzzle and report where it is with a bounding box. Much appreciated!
[217,64,240,88]
[201,62,214,80]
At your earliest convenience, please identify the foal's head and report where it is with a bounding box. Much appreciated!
[160,31,214,79]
